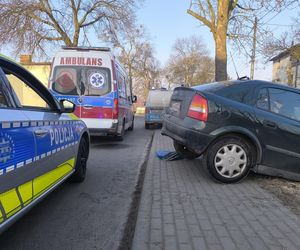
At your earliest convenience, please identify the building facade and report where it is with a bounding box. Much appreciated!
[270,44,300,87]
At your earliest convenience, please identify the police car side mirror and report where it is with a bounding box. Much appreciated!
[132,95,137,103]
[60,99,76,113]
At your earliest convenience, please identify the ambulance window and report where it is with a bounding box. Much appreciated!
[6,73,50,110]
[53,67,78,95]
[117,70,127,99]
[85,68,111,96]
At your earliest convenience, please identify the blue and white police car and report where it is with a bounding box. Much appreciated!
[0,55,90,233]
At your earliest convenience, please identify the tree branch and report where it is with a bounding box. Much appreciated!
[187,9,215,32]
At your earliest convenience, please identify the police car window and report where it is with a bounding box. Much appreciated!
[269,88,300,121]
[6,73,50,110]
[0,83,9,108]
[256,88,269,110]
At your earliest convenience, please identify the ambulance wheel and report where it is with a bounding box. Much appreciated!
[128,118,134,131]
[70,137,89,183]
[116,121,125,141]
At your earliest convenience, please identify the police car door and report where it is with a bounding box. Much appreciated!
[3,63,76,199]
[0,67,37,223]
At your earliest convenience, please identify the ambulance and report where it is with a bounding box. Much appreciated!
[49,47,136,140]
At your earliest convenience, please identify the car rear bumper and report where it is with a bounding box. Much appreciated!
[83,118,119,136]
[161,117,215,154]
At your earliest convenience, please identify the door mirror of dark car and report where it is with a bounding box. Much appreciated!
[60,99,76,113]
[132,95,137,103]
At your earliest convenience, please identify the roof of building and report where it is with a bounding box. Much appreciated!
[270,43,300,62]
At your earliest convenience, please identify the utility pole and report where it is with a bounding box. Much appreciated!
[250,16,258,80]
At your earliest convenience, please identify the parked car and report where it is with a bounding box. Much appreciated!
[0,55,90,233]
[145,88,173,129]
[162,80,300,183]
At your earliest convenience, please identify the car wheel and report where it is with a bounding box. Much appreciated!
[145,123,150,129]
[204,136,255,183]
[70,137,89,183]
[173,141,201,159]
[128,118,134,131]
[116,121,125,141]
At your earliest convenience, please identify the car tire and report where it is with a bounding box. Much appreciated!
[204,135,255,184]
[128,118,134,131]
[116,121,125,141]
[145,123,150,129]
[173,141,201,159]
[70,137,89,183]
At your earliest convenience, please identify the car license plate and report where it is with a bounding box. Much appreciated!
[149,114,160,120]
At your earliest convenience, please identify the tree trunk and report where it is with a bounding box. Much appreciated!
[215,32,227,81]
[214,0,229,81]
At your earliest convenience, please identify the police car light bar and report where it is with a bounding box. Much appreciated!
[61,46,111,52]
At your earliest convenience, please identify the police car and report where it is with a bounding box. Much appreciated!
[0,55,90,233]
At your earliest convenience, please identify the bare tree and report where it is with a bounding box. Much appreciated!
[262,15,300,60]
[106,24,149,97]
[133,43,161,99]
[0,0,138,55]
[187,0,300,81]
[166,36,214,87]
[106,24,160,100]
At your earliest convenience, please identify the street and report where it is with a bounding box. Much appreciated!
[0,117,153,250]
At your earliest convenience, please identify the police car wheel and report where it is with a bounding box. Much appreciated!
[70,137,89,183]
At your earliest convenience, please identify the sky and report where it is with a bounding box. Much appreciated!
[137,0,299,80]
[1,0,299,81]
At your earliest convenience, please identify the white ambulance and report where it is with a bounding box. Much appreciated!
[49,47,136,140]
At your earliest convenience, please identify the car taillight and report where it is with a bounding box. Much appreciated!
[113,98,119,119]
[187,94,208,122]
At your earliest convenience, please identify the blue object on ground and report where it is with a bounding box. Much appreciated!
[156,150,184,161]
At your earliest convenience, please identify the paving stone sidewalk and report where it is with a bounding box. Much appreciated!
[132,131,300,250]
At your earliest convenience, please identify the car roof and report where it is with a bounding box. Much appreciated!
[192,80,300,94]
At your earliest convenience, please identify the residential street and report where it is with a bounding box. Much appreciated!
[0,117,153,250]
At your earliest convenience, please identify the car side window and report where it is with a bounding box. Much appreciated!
[5,72,50,110]
[256,88,269,110]
[269,88,300,121]
[0,80,9,108]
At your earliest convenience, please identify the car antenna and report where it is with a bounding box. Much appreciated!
[230,52,240,79]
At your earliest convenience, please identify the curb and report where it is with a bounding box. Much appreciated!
[117,133,154,250]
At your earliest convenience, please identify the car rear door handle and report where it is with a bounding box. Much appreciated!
[83,105,93,109]
[263,120,277,129]
[34,129,49,137]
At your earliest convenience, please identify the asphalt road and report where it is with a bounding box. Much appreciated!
[0,117,154,250]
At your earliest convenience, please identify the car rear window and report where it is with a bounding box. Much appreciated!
[52,66,111,96]
[192,81,238,92]
[146,90,173,107]
[217,84,254,104]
